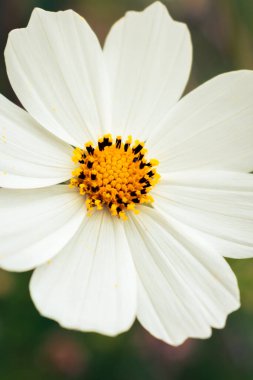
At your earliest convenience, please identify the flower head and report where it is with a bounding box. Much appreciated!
[70,135,160,219]
[1,1,253,346]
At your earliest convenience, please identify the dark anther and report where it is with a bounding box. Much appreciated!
[78,173,86,179]
[132,198,140,203]
[91,186,99,192]
[130,191,137,197]
[143,182,151,188]
[146,162,152,167]
[147,171,154,177]
[138,154,144,161]
[87,160,93,169]
[124,143,130,152]
[103,137,109,146]
[79,153,86,163]
[116,139,121,149]
[116,195,123,204]
[86,146,94,155]
[98,141,104,151]
[109,202,113,208]
[139,177,147,184]
[141,189,146,194]
[133,144,143,155]
[139,162,145,169]
[116,206,122,214]
[133,157,138,162]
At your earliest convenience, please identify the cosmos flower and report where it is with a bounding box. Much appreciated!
[1,1,253,346]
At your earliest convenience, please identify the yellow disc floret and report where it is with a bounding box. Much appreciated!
[70,134,160,220]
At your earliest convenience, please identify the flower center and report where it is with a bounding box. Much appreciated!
[70,134,160,220]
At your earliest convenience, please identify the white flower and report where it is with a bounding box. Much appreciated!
[0,1,253,346]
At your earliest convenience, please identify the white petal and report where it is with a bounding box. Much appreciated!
[148,71,253,172]
[153,171,253,258]
[30,211,137,336]
[0,186,85,271]
[125,207,239,346]
[5,8,111,146]
[0,95,74,189]
[103,1,192,140]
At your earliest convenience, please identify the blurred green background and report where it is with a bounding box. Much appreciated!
[1,0,253,379]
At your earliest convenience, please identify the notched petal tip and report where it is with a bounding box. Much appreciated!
[147,1,171,16]
[56,315,136,337]
[29,7,76,20]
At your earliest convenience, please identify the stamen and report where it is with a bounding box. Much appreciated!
[116,136,122,149]
[87,159,94,169]
[78,173,86,179]
[132,141,144,155]
[98,138,104,151]
[85,142,94,155]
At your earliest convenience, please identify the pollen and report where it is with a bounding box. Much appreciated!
[70,134,160,220]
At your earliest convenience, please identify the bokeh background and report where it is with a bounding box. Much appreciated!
[0,0,253,379]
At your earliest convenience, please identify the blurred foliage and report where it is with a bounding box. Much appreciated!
[1,0,253,379]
